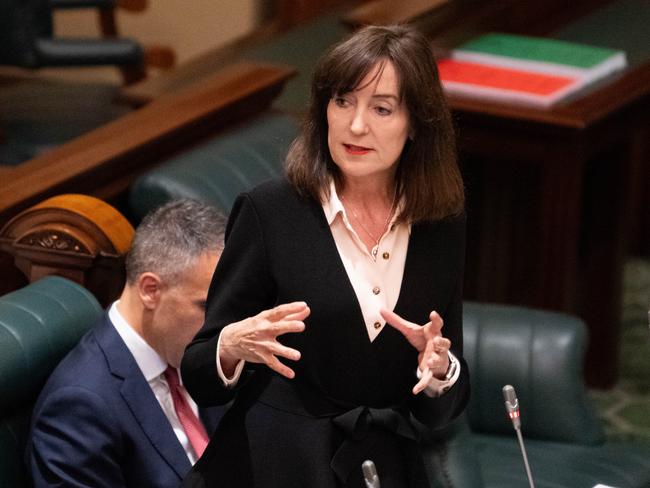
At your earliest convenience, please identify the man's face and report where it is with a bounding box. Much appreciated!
[150,252,220,368]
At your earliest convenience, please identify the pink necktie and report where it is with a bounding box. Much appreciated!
[164,366,209,458]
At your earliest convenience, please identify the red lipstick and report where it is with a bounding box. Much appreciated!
[344,143,371,155]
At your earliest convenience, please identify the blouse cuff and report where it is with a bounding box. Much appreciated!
[216,331,245,387]
[416,351,461,398]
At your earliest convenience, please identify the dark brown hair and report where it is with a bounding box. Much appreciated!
[285,24,464,223]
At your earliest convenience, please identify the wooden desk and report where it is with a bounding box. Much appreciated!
[452,60,650,388]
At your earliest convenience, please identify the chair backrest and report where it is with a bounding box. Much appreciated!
[0,0,143,69]
[0,0,52,67]
[0,276,102,487]
[129,111,299,220]
[462,301,604,444]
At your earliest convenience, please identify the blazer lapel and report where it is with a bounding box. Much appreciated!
[94,316,192,479]
[305,199,373,349]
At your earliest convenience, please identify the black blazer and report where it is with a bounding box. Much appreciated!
[181,179,469,488]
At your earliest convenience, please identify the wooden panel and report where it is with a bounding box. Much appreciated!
[0,194,135,306]
[342,0,449,28]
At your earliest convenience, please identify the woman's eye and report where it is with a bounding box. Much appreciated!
[334,97,349,107]
[375,106,392,116]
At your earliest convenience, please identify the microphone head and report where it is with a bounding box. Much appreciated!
[362,460,378,487]
[502,385,517,407]
[502,384,521,428]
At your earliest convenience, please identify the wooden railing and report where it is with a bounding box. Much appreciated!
[0,61,295,225]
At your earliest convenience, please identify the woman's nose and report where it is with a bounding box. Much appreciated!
[350,109,369,135]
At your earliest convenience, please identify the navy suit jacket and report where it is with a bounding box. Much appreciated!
[28,314,225,488]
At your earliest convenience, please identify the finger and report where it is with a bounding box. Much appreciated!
[264,302,309,321]
[283,306,311,322]
[432,336,451,353]
[427,311,444,335]
[413,367,433,395]
[427,355,450,377]
[380,308,418,337]
[269,319,306,337]
[269,342,301,362]
[266,356,296,379]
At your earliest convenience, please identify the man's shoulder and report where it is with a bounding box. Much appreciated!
[39,314,116,393]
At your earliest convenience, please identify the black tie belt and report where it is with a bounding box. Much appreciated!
[248,374,428,486]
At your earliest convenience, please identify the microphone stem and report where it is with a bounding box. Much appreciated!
[515,427,535,488]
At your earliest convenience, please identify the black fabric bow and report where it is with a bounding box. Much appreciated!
[330,406,420,484]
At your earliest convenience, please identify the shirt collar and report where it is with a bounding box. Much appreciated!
[322,180,346,226]
[322,179,406,230]
[108,301,168,382]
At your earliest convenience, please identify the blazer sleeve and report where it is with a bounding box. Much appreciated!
[408,213,470,428]
[30,386,127,488]
[181,193,277,406]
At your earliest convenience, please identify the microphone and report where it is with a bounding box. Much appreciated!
[502,385,535,488]
[503,384,521,429]
[362,459,381,488]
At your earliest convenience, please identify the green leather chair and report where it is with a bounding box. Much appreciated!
[0,276,103,487]
[442,302,650,488]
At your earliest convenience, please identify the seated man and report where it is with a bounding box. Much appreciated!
[29,199,227,488]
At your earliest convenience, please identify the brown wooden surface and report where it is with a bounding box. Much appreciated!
[0,61,296,225]
[342,0,449,28]
[0,194,135,306]
[273,0,361,28]
[118,23,287,107]
[344,0,612,46]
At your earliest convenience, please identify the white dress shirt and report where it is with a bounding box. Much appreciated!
[109,302,202,464]
[216,182,460,395]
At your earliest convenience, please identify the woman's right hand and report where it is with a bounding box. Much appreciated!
[219,301,310,379]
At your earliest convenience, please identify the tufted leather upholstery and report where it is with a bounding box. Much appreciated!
[463,302,603,444]
[128,112,299,220]
[437,302,650,488]
[0,277,102,487]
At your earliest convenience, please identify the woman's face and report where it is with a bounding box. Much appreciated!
[326,60,410,184]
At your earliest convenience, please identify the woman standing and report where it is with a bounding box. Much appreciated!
[181,24,468,488]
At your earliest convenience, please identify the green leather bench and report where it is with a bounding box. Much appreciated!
[0,277,103,487]
[129,111,298,220]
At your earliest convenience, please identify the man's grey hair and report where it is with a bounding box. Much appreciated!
[125,199,226,285]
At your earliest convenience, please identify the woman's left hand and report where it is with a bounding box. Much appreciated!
[380,309,451,395]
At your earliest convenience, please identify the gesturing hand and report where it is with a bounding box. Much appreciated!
[220,301,310,379]
[380,309,451,395]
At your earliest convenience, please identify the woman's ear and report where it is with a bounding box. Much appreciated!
[137,272,163,310]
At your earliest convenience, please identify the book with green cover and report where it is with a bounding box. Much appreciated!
[452,33,627,82]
